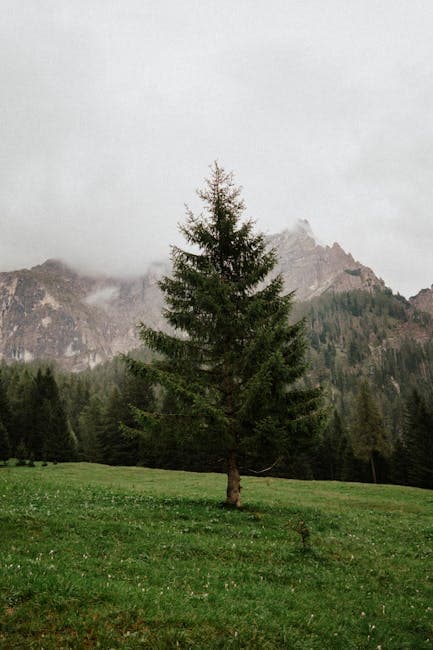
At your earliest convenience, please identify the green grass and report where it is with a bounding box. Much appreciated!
[0,463,432,648]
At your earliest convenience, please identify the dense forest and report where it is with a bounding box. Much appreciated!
[0,287,432,490]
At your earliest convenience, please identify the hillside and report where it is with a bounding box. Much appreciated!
[294,289,433,472]
[1,463,432,648]
[298,288,433,397]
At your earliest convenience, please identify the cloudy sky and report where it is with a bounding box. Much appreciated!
[1,1,433,297]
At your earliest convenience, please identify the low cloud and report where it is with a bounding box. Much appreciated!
[1,2,433,296]
[85,286,119,306]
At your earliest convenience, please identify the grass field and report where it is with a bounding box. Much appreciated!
[0,463,432,648]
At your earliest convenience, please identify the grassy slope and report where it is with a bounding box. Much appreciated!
[0,463,432,649]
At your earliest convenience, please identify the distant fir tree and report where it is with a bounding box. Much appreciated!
[93,369,156,466]
[0,418,11,464]
[0,373,12,463]
[78,396,105,462]
[350,380,389,483]
[7,369,35,456]
[314,409,346,480]
[97,387,140,466]
[126,163,323,507]
[35,368,76,462]
[390,435,408,486]
[341,439,371,484]
[0,372,12,437]
[404,389,433,490]
[59,374,91,441]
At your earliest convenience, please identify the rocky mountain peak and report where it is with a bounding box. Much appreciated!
[410,285,433,317]
[268,222,384,301]
[0,224,403,370]
[270,219,316,252]
[32,258,70,272]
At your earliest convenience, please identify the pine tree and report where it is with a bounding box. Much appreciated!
[7,370,35,456]
[60,374,91,441]
[78,396,105,462]
[0,373,12,464]
[390,435,408,486]
[97,387,140,466]
[404,389,433,489]
[126,163,323,507]
[314,409,346,480]
[0,372,12,436]
[35,368,75,462]
[15,439,28,465]
[350,380,389,483]
[0,418,11,464]
[27,370,46,458]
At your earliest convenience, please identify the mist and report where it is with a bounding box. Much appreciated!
[1,1,433,296]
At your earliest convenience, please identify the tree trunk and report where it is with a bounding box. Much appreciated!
[370,454,377,484]
[226,449,241,508]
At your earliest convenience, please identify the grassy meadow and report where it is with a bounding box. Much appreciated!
[0,463,432,648]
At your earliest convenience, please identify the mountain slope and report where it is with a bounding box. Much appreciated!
[0,259,168,370]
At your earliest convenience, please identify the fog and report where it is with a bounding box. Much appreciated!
[1,1,433,297]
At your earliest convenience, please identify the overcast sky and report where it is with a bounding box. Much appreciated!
[1,1,433,297]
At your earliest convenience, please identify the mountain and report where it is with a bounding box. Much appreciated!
[269,220,385,300]
[410,285,433,317]
[0,259,169,371]
[0,222,427,370]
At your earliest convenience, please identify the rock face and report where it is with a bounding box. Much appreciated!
[0,259,168,371]
[0,222,389,370]
[269,220,385,300]
[410,286,433,317]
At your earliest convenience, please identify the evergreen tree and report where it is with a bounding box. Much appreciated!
[60,374,91,441]
[15,439,28,465]
[0,372,12,438]
[350,380,389,483]
[78,396,105,462]
[97,387,140,466]
[126,164,323,507]
[0,418,11,464]
[404,389,433,489]
[314,409,346,480]
[7,370,35,456]
[137,386,222,471]
[36,368,75,461]
[341,437,371,483]
[390,435,408,486]
[0,373,12,464]
[27,370,46,458]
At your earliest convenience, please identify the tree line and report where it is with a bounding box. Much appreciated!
[0,357,432,490]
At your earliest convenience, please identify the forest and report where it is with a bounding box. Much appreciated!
[0,287,432,491]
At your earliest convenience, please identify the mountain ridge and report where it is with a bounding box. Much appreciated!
[0,222,431,370]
